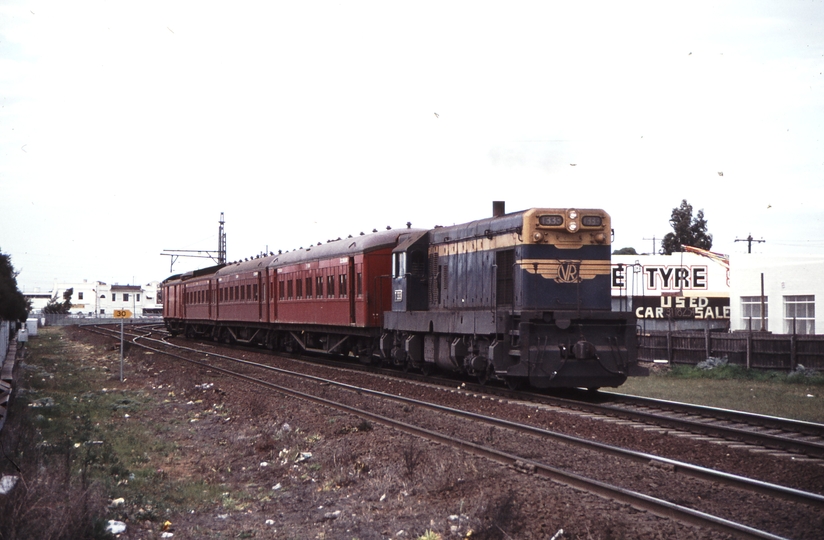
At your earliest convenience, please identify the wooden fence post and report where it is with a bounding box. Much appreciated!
[746,332,752,370]
[667,331,672,363]
[704,327,711,359]
[790,334,797,372]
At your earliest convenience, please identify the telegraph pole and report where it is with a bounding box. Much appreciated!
[161,213,228,272]
[643,236,664,255]
[735,234,765,253]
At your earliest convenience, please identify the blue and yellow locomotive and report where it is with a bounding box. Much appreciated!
[382,205,636,389]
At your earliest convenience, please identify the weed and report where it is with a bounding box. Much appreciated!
[401,443,425,478]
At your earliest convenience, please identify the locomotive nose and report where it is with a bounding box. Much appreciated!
[573,340,597,360]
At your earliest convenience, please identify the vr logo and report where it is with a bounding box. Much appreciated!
[555,261,582,283]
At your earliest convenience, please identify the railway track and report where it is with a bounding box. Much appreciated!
[97,323,824,461]
[86,324,824,539]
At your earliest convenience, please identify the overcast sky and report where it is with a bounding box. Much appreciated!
[2,1,823,291]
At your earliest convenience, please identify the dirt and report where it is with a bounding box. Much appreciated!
[9,326,823,539]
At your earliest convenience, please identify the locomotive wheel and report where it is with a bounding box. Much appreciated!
[420,363,434,376]
[477,366,493,386]
[505,376,524,391]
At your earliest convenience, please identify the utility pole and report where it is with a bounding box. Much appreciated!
[161,213,228,272]
[643,236,663,255]
[218,212,227,265]
[735,234,765,253]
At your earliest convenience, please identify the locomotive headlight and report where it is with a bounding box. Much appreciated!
[567,209,578,220]
[532,231,544,242]
[567,221,578,232]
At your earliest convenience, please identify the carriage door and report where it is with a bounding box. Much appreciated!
[348,258,356,324]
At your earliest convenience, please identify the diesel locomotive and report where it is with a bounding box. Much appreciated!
[162,204,638,389]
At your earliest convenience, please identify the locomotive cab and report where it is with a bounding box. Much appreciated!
[390,230,429,312]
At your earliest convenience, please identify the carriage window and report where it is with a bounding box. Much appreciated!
[317,276,323,298]
[253,284,258,301]
[339,274,347,298]
[357,272,362,297]
[327,275,335,298]
[279,281,285,300]
[287,280,293,300]
[306,277,312,299]
[246,284,252,300]
[296,279,303,299]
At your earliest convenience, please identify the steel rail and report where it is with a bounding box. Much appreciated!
[600,390,824,436]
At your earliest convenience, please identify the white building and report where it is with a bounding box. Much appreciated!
[24,280,163,318]
[729,254,822,334]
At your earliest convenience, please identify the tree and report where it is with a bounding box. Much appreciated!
[44,288,73,314]
[0,248,30,321]
[661,199,713,255]
[612,247,638,255]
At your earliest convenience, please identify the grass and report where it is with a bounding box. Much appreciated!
[617,361,824,423]
[0,327,226,539]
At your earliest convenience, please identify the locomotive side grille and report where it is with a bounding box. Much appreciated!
[428,252,440,306]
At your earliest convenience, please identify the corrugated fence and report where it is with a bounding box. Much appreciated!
[639,330,824,371]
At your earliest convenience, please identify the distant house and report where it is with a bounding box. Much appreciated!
[24,280,163,318]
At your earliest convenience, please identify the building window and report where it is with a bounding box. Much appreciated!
[124,293,130,302]
[741,296,768,331]
[784,295,815,334]
[112,293,117,301]
[78,292,84,300]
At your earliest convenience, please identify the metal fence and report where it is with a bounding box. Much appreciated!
[0,321,9,369]
[638,329,824,371]
[40,314,164,326]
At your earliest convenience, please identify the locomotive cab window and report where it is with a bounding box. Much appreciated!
[393,252,406,278]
